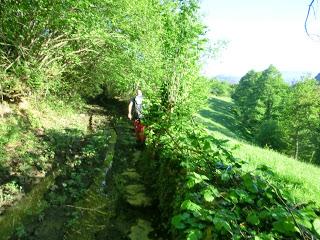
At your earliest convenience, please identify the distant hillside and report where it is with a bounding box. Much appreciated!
[315,72,320,81]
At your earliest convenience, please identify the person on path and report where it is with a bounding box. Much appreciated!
[128,89,146,144]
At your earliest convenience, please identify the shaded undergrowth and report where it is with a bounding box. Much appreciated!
[0,99,165,240]
[0,103,112,239]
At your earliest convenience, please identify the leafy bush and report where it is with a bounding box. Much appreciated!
[151,120,320,239]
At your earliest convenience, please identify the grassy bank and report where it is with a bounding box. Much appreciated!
[199,96,320,207]
[0,97,114,239]
[0,97,92,213]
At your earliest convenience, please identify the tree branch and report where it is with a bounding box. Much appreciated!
[266,180,308,240]
[65,204,108,216]
[305,0,316,37]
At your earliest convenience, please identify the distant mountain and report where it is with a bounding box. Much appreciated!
[315,72,320,81]
[215,75,240,84]
[281,71,311,84]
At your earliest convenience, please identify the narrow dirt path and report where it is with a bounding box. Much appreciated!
[94,99,163,240]
[0,99,164,240]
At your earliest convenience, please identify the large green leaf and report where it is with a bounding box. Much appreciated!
[186,172,209,188]
[242,174,259,193]
[187,229,203,240]
[246,212,260,226]
[212,217,231,232]
[181,200,202,214]
[272,219,297,235]
[203,190,214,202]
[171,214,186,229]
[313,218,320,236]
[203,186,219,202]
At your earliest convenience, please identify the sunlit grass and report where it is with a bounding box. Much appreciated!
[28,97,89,131]
[200,96,320,207]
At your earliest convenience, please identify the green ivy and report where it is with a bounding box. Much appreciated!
[151,118,320,239]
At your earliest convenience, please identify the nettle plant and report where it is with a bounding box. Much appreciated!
[155,121,320,240]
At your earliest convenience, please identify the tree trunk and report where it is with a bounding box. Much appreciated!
[294,131,299,160]
[309,151,315,163]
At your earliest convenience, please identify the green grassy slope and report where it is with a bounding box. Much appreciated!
[199,96,320,207]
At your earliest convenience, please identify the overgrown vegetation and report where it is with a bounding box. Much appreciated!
[0,0,319,239]
[155,122,320,239]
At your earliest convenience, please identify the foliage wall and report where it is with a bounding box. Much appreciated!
[0,0,160,99]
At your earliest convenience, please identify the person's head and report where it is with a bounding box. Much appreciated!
[136,89,142,96]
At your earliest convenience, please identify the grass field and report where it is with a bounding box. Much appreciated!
[199,96,320,207]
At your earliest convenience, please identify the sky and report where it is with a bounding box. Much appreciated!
[200,0,320,77]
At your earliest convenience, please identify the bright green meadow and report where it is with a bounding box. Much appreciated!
[199,96,320,207]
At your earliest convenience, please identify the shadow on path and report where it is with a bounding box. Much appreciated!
[95,99,163,240]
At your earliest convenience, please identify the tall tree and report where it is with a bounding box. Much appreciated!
[157,0,208,116]
[280,78,320,162]
[232,70,261,134]
[232,65,287,144]
[256,65,287,121]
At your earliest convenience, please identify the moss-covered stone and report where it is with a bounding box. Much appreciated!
[128,219,153,240]
[124,184,151,207]
[121,169,141,181]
